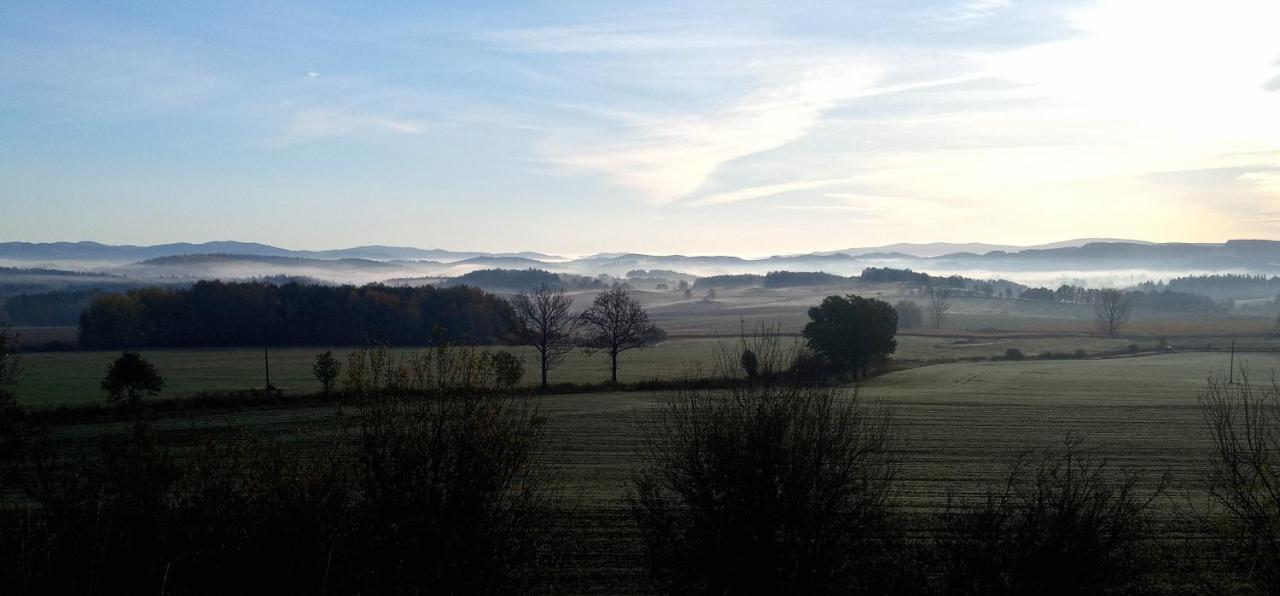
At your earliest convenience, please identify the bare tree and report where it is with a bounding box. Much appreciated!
[1093,289,1132,337]
[580,286,661,384]
[508,286,579,389]
[927,283,952,330]
[1196,371,1280,591]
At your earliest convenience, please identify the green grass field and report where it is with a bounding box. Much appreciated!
[11,333,1200,407]
[540,350,1268,510]
[28,351,1269,510]
[21,350,1272,590]
[13,340,733,407]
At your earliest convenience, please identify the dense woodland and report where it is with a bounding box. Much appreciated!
[77,281,514,349]
[693,274,765,289]
[859,267,932,285]
[444,268,562,292]
[763,271,849,288]
[1148,274,1280,301]
[0,289,102,326]
[1018,283,1228,315]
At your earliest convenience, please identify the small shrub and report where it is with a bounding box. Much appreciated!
[1004,348,1025,361]
[740,348,759,379]
[491,350,525,388]
[787,348,827,384]
[344,391,559,593]
[0,327,23,459]
[631,381,912,594]
[1127,344,1141,354]
[312,350,341,394]
[934,436,1162,595]
[0,326,19,402]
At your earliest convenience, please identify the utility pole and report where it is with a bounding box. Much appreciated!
[263,294,274,391]
[1228,338,1236,385]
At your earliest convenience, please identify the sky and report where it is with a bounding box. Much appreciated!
[1,0,1278,257]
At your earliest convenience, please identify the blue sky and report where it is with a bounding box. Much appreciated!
[2,0,1278,255]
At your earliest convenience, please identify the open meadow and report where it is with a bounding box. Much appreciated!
[15,333,1247,407]
[19,350,1275,591]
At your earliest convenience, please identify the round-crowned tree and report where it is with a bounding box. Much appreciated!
[802,295,898,379]
[102,352,165,406]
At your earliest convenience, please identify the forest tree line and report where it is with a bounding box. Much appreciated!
[1143,274,1280,301]
[1019,283,1227,315]
[77,281,514,349]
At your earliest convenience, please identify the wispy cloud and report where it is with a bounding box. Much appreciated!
[270,106,429,145]
[552,59,880,203]
[687,177,860,206]
[1265,73,1280,92]
[485,21,771,54]
[494,21,897,203]
[928,0,1014,26]
[776,204,887,212]
[254,75,447,146]
[1239,170,1280,195]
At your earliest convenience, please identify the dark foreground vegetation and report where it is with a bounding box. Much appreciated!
[3,317,1280,595]
[0,344,559,594]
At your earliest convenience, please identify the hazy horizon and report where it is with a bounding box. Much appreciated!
[0,234,1234,261]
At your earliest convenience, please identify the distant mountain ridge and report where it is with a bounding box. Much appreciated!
[832,238,1154,258]
[3,239,1278,280]
[0,241,563,263]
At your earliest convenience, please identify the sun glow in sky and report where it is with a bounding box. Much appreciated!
[1,0,1277,255]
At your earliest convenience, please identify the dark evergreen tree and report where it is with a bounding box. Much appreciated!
[802,295,898,378]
